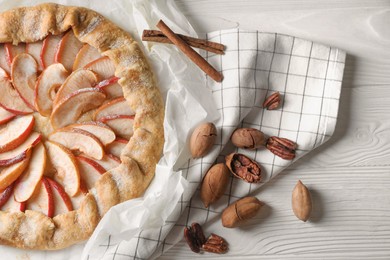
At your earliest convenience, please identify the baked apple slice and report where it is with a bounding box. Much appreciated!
[26,177,54,218]
[71,122,116,146]
[73,44,101,71]
[0,132,41,167]
[53,69,99,106]
[14,143,46,202]
[84,56,115,79]
[45,141,80,197]
[0,150,31,191]
[0,184,26,212]
[96,77,123,99]
[55,31,84,71]
[92,154,120,171]
[106,138,128,158]
[50,88,106,129]
[4,43,26,66]
[0,115,35,153]
[46,177,73,215]
[41,34,63,68]
[0,182,15,208]
[94,97,135,120]
[49,128,104,160]
[0,107,15,125]
[35,63,69,116]
[77,155,105,190]
[99,115,135,140]
[26,41,44,71]
[0,44,10,74]
[0,73,34,114]
[11,53,38,110]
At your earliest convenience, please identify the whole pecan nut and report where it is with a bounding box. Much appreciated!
[263,91,281,110]
[202,233,229,254]
[200,163,230,208]
[266,136,297,160]
[221,196,264,228]
[225,153,261,183]
[230,128,265,149]
[189,122,217,158]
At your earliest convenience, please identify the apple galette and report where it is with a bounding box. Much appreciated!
[0,3,164,249]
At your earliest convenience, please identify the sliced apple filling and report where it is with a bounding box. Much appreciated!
[0,30,133,217]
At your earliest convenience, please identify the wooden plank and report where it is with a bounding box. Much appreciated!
[161,167,390,259]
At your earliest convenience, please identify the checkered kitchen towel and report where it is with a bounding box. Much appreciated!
[86,28,346,259]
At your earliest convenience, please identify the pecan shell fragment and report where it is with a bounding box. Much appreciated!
[225,153,261,183]
[266,136,297,160]
[263,91,281,110]
[202,233,229,254]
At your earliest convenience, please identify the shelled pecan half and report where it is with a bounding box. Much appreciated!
[266,136,297,160]
[263,91,281,110]
[183,223,206,253]
[202,233,229,254]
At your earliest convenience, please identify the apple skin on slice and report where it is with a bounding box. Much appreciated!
[41,34,63,69]
[70,121,116,146]
[49,128,104,160]
[50,88,106,129]
[84,56,115,80]
[0,44,10,74]
[0,182,15,208]
[26,41,44,71]
[11,53,38,110]
[77,155,105,190]
[53,69,99,107]
[14,143,46,202]
[34,63,69,116]
[106,138,128,158]
[45,141,80,197]
[96,77,123,99]
[0,107,15,125]
[99,115,135,140]
[46,177,73,215]
[0,115,35,153]
[55,31,84,72]
[4,43,26,67]
[0,183,26,212]
[94,97,135,121]
[73,44,101,71]
[0,132,41,167]
[0,150,31,191]
[90,154,120,172]
[26,177,54,218]
[0,74,34,115]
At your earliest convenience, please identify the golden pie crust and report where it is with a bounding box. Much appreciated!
[0,3,164,249]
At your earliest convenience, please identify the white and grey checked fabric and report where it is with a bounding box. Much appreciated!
[87,28,346,260]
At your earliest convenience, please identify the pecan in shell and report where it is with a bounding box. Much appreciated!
[225,153,261,183]
[266,136,297,160]
[263,91,281,110]
[230,128,265,149]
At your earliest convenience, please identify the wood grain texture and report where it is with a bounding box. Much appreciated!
[161,0,390,259]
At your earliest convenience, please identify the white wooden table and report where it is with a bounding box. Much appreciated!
[160,0,390,259]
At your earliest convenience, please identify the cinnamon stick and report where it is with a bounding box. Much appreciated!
[156,20,223,82]
[142,30,225,55]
